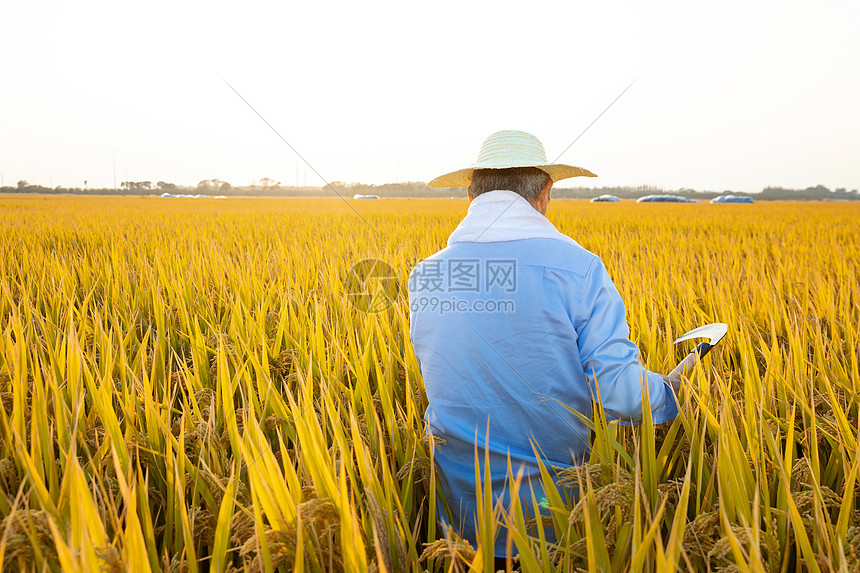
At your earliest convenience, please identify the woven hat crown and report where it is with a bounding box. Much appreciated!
[473,130,548,168]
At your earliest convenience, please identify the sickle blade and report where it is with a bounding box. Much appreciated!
[673,322,728,346]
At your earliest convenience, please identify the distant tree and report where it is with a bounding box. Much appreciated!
[17,180,28,189]
[197,179,228,191]
[120,181,152,191]
[220,182,232,192]
[157,181,178,191]
[258,177,281,189]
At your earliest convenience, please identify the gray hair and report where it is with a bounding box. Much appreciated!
[469,167,551,203]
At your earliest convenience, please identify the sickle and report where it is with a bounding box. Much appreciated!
[668,322,728,380]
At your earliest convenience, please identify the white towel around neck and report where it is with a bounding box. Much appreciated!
[447,190,578,247]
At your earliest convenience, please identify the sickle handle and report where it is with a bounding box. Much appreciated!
[669,341,713,379]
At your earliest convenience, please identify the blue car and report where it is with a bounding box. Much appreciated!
[590,194,620,202]
[711,195,754,203]
[636,195,699,203]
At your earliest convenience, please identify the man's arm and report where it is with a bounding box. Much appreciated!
[576,259,679,425]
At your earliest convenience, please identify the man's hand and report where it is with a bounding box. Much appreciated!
[663,374,681,394]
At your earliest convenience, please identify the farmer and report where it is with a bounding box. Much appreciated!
[408,130,681,558]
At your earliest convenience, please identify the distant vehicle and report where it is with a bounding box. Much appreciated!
[711,195,754,203]
[636,195,700,203]
[590,194,620,203]
[161,193,211,199]
[353,194,379,199]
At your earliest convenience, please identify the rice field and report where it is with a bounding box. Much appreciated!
[0,195,858,572]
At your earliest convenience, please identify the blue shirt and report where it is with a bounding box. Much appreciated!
[407,191,678,555]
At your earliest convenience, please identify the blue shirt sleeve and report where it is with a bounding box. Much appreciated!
[575,259,679,425]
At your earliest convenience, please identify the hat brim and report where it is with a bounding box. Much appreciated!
[427,164,597,188]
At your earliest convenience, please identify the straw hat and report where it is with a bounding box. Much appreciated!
[427,130,597,188]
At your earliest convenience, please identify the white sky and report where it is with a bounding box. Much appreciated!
[2,0,858,192]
